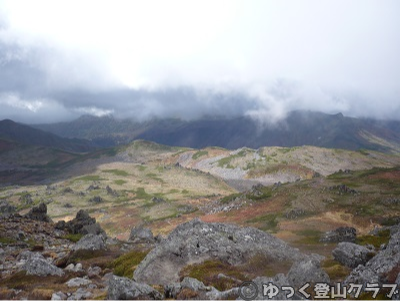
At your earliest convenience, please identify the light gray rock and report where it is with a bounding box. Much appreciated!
[287,258,330,288]
[19,251,64,277]
[67,288,92,300]
[107,275,164,300]
[87,266,102,278]
[129,226,154,243]
[51,291,67,300]
[320,227,356,243]
[332,242,374,268]
[134,218,304,285]
[180,277,210,292]
[344,229,400,285]
[66,277,92,287]
[73,234,106,251]
[252,274,294,300]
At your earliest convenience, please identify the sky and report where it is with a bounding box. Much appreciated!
[0,0,399,124]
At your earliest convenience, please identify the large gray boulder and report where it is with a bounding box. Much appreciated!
[73,234,106,251]
[344,228,400,284]
[55,210,105,236]
[320,227,356,243]
[24,203,52,223]
[0,200,16,217]
[332,242,374,268]
[18,251,64,277]
[133,218,304,285]
[287,258,330,287]
[129,226,155,243]
[107,275,164,300]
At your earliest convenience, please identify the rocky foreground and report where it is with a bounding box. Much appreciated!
[1,203,400,299]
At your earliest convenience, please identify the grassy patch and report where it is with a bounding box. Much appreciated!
[220,193,242,204]
[321,258,351,282]
[63,233,84,243]
[102,169,129,177]
[134,187,152,200]
[179,260,248,291]
[294,229,323,244]
[246,213,279,232]
[192,150,208,160]
[0,237,16,244]
[75,175,103,182]
[241,253,293,278]
[114,179,127,186]
[356,229,391,248]
[137,165,147,171]
[112,250,148,278]
[146,173,165,183]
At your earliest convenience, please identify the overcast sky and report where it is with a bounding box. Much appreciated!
[0,0,399,124]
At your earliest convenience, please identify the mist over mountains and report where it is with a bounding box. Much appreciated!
[30,110,400,153]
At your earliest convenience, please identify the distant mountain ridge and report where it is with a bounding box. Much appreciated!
[0,119,97,153]
[32,111,400,153]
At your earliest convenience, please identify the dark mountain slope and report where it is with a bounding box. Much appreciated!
[32,111,400,153]
[0,119,97,153]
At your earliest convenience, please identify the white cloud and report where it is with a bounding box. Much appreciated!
[74,106,114,117]
[0,0,399,123]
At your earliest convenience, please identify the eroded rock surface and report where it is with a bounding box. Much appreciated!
[134,218,304,285]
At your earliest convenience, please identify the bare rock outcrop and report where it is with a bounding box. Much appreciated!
[320,226,356,243]
[107,275,164,300]
[55,209,105,236]
[332,242,374,268]
[24,203,52,223]
[73,234,107,251]
[344,227,400,285]
[133,218,304,285]
[18,251,64,277]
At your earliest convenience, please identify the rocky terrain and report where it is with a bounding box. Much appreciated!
[1,139,400,299]
[1,202,400,300]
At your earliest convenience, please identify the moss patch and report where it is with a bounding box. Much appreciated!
[356,229,390,249]
[112,250,148,278]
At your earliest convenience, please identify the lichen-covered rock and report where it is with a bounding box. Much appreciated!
[344,228,400,285]
[19,251,64,277]
[0,200,16,217]
[24,203,52,223]
[287,258,330,287]
[107,275,164,300]
[320,227,356,243]
[129,226,154,243]
[65,277,92,287]
[73,234,106,251]
[133,218,304,285]
[332,242,374,268]
[55,210,105,236]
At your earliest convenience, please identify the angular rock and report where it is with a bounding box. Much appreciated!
[332,242,374,268]
[287,258,330,287]
[129,226,154,243]
[345,229,400,285]
[87,266,102,278]
[88,196,103,204]
[0,200,16,217]
[107,275,164,300]
[24,203,52,223]
[180,277,210,292]
[66,277,92,287]
[151,197,165,204]
[19,251,64,277]
[106,185,118,197]
[68,288,92,300]
[74,234,106,251]
[133,218,303,285]
[320,227,356,243]
[56,210,105,236]
[52,291,67,300]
